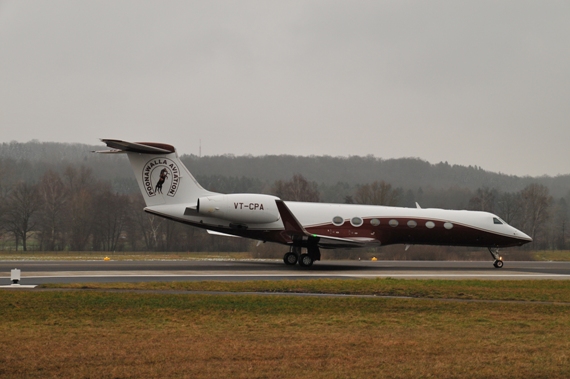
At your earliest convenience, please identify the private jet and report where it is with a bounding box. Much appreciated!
[97,139,532,268]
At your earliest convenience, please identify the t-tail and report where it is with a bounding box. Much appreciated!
[96,138,533,269]
[96,139,215,207]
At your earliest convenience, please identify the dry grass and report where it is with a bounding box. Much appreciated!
[42,277,570,303]
[533,250,570,261]
[1,289,570,378]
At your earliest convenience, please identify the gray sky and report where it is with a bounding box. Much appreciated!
[1,1,569,177]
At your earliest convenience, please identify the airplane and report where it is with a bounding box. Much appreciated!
[97,139,532,268]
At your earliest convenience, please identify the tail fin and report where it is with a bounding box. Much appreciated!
[97,139,214,207]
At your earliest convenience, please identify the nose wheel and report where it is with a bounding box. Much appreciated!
[488,248,504,269]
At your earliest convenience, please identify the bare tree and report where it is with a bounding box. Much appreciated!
[468,187,498,212]
[4,181,41,251]
[124,194,168,252]
[161,219,182,251]
[92,190,129,251]
[64,165,96,193]
[123,194,145,251]
[520,183,552,246]
[272,174,320,202]
[354,181,402,206]
[64,166,98,251]
[37,170,68,250]
[551,198,568,250]
[67,188,95,250]
[496,192,523,225]
[0,159,17,247]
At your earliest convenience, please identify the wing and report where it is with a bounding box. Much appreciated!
[275,200,380,249]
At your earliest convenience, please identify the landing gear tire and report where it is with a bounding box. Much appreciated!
[488,247,504,269]
[298,253,314,267]
[283,252,298,266]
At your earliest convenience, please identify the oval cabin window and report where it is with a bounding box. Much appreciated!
[332,216,344,226]
[351,217,363,227]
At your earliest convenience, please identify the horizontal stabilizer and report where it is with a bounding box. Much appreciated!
[97,139,176,154]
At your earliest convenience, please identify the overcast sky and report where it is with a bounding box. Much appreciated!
[1,1,569,177]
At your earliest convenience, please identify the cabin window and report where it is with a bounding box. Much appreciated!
[493,217,503,225]
[425,221,435,229]
[389,219,399,227]
[370,218,380,226]
[444,222,454,230]
[332,216,344,226]
[407,220,417,228]
[351,217,363,227]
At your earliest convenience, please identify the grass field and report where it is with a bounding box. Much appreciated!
[533,250,570,261]
[2,279,570,378]
[43,277,570,303]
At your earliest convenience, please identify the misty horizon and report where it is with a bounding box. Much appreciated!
[2,1,569,177]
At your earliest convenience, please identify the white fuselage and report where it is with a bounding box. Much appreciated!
[146,200,532,249]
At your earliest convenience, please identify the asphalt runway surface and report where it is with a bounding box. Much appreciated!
[1,260,570,285]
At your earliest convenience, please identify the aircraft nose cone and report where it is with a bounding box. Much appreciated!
[513,228,532,245]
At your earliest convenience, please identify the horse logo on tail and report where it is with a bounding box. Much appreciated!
[155,168,168,194]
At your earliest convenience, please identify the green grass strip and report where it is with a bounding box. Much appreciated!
[40,278,570,303]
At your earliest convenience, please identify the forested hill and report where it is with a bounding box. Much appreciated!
[1,141,569,198]
[183,155,570,198]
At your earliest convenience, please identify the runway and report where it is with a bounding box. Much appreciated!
[1,260,570,285]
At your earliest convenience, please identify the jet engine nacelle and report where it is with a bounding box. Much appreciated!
[196,194,281,224]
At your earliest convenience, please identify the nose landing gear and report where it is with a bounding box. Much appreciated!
[493,260,504,268]
[488,247,504,269]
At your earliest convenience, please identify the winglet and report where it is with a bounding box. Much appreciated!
[415,202,422,209]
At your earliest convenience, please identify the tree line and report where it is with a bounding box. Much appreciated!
[0,161,565,252]
[3,141,570,198]
[0,166,257,252]
[1,141,568,252]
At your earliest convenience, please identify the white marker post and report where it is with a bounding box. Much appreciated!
[0,269,36,289]
[11,268,20,284]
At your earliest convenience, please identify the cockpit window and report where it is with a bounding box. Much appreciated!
[493,217,503,225]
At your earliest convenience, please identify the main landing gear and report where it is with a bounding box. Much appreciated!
[283,246,321,267]
[488,247,504,269]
